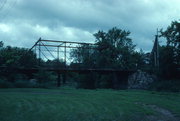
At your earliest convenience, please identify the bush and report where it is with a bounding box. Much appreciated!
[13,80,56,88]
[36,81,56,88]
[14,74,28,81]
[76,73,96,89]
[33,70,57,83]
[149,80,180,92]
[95,75,113,88]
[0,79,14,88]
[14,80,37,88]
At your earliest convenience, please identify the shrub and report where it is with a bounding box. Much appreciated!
[95,75,113,89]
[0,79,14,88]
[33,70,57,83]
[36,81,56,88]
[14,74,28,81]
[14,80,36,88]
[76,73,96,89]
[149,80,180,92]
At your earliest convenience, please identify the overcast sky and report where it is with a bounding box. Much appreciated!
[0,0,180,52]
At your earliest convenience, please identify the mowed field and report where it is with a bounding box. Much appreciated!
[0,88,179,121]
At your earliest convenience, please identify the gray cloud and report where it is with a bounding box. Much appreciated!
[0,0,180,51]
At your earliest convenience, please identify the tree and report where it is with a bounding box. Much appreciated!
[159,46,177,79]
[160,21,180,66]
[0,46,38,67]
[70,44,96,68]
[0,41,3,48]
[0,46,38,82]
[71,27,140,70]
[46,59,66,68]
[160,21,180,79]
[94,27,136,69]
[161,21,180,48]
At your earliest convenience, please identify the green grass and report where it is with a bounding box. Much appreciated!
[0,88,179,121]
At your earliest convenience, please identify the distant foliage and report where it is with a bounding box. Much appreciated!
[0,41,3,48]
[0,46,38,68]
[161,21,180,49]
[0,79,14,88]
[159,21,180,79]
[33,70,57,83]
[150,80,180,92]
[14,80,36,88]
[76,73,96,89]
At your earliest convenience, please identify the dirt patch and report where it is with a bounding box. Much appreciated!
[136,102,179,121]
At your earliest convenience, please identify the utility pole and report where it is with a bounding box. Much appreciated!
[156,29,159,68]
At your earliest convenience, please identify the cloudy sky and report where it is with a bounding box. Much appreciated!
[0,0,180,52]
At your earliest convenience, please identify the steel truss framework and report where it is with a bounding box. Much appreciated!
[30,38,96,66]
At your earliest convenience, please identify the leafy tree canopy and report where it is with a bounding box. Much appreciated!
[0,41,3,48]
[161,21,180,48]
[71,27,144,70]
[160,21,180,66]
[0,46,37,68]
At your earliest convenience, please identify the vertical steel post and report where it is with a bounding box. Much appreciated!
[38,41,41,66]
[57,47,59,61]
[35,45,36,56]
[64,42,66,66]
[64,42,67,84]
[57,46,60,69]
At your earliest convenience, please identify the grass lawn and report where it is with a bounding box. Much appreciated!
[0,88,179,121]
